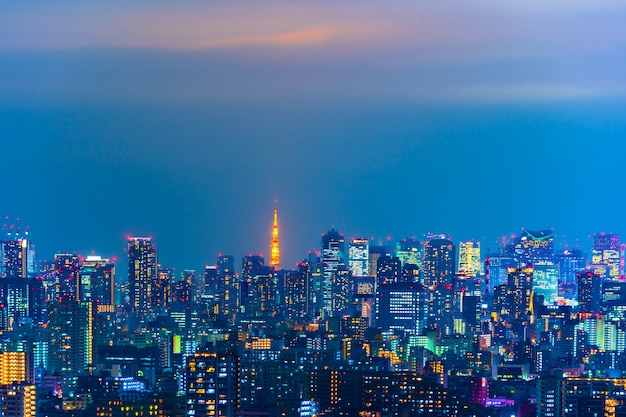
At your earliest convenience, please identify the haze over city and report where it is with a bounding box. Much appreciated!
[2,1,626,270]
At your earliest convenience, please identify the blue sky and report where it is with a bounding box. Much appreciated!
[1,1,626,271]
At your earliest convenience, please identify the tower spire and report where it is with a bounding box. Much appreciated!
[270,205,280,268]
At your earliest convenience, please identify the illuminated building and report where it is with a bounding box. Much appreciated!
[48,299,93,395]
[217,255,235,323]
[0,382,37,417]
[376,255,401,286]
[80,255,115,313]
[533,261,559,304]
[506,266,534,321]
[485,251,516,287]
[395,238,421,269]
[0,351,30,385]
[54,253,81,300]
[348,238,369,277]
[270,207,280,268]
[536,375,559,417]
[127,237,157,317]
[285,261,310,323]
[422,236,455,288]
[577,270,601,314]
[592,233,623,279]
[185,350,239,417]
[457,241,481,277]
[1,237,29,279]
[321,228,346,317]
[514,229,555,266]
[376,283,426,336]
[556,249,587,298]
[203,265,218,298]
[470,377,488,406]
[368,245,390,277]
[151,266,171,311]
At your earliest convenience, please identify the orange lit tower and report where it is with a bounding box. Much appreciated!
[270,206,280,268]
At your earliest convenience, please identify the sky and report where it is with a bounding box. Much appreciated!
[1,1,626,274]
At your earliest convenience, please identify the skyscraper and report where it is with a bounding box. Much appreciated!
[592,233,623,279]
[270,207,280,268]
[127,237,157,317]
[48,299,93,395]
[80,256,115,312]
[422,235,456,289]
[321,228,346,317]
[217,255,235,323]
[577,270,601,314]
[457,241,481,278]
[348,238,369,278]
[54,253,80,300]
[514,229,555,266]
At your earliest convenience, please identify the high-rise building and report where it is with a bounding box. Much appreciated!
[1,237,29,279]
[376,282,427,336]
[422,236,456,289]
[348,238,369,278]
[54,253,81,300]
[321,228,346,317]
[506,266,534,321]
[217,255,235,323]
[592,233,623,279]
[556,249,587,299]
[368,245,390,277]
[457,241,481,278]
[533,261,559,304]
[514,229,555,266]
[577,270,602,314]
[270,207,280,268]
[0,382,37,417]
[0,351,31,385]
[127,237,157,317]
[47,299,93,395]
[376,255,401,286]
[80,256,115,313]
[286,261,310,323]
[185,350,239,417]
[152,266,171,311]
[395,238,421,269]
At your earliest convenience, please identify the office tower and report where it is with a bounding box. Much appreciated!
[457,241,481,278]
[376,255,401,286]
[270,207,280,268]
[286,261,310,323]
[185,350,239,417]
[203,265,218,298]
[1,237,29,279]
[348,238,369,278]
[376,282,426,336]
[577,270,602,314]
[48,299,93,395]
[54,253,81,301]
[152,266,171,311]
[514,229,555,266]
[601,281,626,319]
[556,249,587,298]
[368,245,390,277]
[321,228,346,317]
[217,255,235,323]
[506,267,534,321]
[127,237,157,317]
[240,256,275,318]
[422,235,456,288]
[470,377,488,406]
[307,252,323,318]
[395,237,421,269]
[80,256,115,313]
[485,251,516,288]
[533,262,559,304]
[592,233,623,279]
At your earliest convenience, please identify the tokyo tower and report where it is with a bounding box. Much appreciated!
[270,206,280,267]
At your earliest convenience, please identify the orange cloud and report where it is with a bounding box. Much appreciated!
[217,26,335,48]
